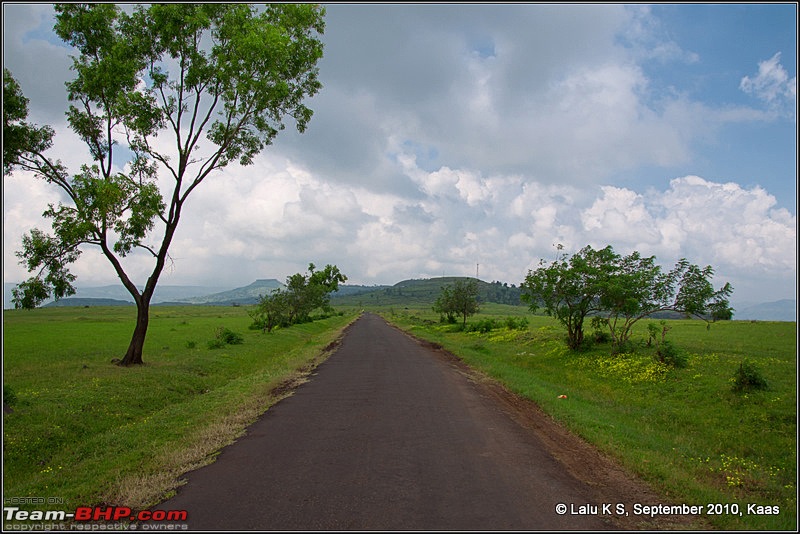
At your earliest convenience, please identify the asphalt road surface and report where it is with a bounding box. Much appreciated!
[151,313,675,531]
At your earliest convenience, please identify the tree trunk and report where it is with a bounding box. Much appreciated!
[119,298,150,366]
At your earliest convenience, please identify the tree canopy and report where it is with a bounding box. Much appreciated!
[433,278,480,327]
[520,245,617,349]
[250,264,347,333]
[521,245,733,351]
[5,4,326,365]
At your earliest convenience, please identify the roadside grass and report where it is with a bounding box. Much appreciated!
[383,305,797,531]
[2,305,356,512]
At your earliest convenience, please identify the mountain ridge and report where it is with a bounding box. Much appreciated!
[4,280,796,321]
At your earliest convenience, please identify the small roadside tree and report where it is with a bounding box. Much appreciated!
[434,278,480,328]
[433,284,456,323]
[521,245,616,349]
[5,4,326,365]
[249,289,289,333]
[284,263,347,324]
[253,263,346,330]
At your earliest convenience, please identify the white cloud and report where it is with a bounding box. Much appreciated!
[740,52,797,118]
[656,176,796,273]
[581,186,660,248]
[3,4,795,307]
[619,5,700,65]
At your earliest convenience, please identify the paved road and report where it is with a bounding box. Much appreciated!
[152,313,620,530]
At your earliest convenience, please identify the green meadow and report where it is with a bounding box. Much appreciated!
[377,303,797,530]
[2,306,356,512]
[2,302,796,530]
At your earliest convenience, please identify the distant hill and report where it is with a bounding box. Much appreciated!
[177,279,284,305]
[330,277,523,307]
[734,300,796,322]
[44,298,134,308]
[5,280,796,322]
[332,284,392,297]
[3,282,227,309]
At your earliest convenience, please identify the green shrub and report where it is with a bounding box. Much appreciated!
[438,314,457,324]
[466,318,498,333]
[611,339,636,355]
[207,327,244,349]
[657,340,688,368]
[4,384,17,407]
[732,359,769,392]
[503,316,529,330]
[593,330,612,344]
[215,327,244,345]
[248,318,266,331]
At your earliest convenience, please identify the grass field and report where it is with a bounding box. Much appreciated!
[2,305,356,514]
[375,303,797,530]
[2,302,796,530]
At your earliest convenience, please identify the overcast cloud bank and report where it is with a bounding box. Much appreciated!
[2,4,796,305]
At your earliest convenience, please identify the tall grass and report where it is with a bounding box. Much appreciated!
[2,306,355,512]
[385,305,796,531]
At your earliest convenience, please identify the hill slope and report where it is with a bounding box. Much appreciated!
[734,299,796,322]
[177,279,284,305]
[330,277,522,307]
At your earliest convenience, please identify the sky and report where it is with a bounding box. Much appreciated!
[2,3,797,307]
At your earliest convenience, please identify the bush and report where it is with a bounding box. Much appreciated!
[657,341,688,368]
[611,339,636,355]
[732,359,769,392]
[593,330,612,344]
[208,327,244,349]
[216,327,244,345]
[4,384,17,407]
[248,319,266,331]
[503,316,529,330]
[590,316,611,344]
[466,318,498,333]
[463,317,528,334]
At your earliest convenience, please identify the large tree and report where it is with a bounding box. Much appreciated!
[521,245,617,349]
[5,4,325,365]
[597,252,733,351]
[3,69,55,177]
[521,244,733,352]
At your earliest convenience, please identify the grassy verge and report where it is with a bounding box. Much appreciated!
[2,305,357,512]
[381,304,796,531]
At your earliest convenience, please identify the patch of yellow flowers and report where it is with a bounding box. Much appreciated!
[576,352,670,384]
[691,453,791,490]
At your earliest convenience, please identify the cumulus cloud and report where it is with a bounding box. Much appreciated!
[3,4,795,307]
[655,176,796,273]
